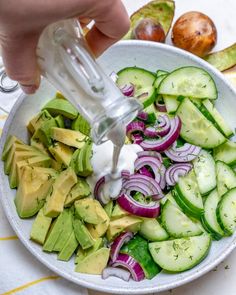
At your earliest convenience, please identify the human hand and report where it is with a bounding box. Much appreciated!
[0,0,130,94]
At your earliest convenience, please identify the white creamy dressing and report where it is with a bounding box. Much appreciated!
[87,140,143,199]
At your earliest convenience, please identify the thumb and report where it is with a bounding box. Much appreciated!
[1,33,41,94]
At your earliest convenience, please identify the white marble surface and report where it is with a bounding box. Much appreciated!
[90,0,236,294]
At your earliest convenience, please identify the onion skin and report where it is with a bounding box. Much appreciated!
[171,11,217,57]
[132,18,166,43]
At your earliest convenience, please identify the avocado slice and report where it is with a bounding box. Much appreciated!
[53,207,74,252]
[30,208,52,245]
[106,216,142,241]
[1,135,23,161]
[44,167,77,217]
[27,110,53,134]
[55,115,65,128]
[30,138,50,155]
[49,142,73,167]
[71,114,91,136]
[111,203,130,219]
[15,166,57,218]
[124,0,175,39]
[104,201,113,218]
[75,247,110,274]
[65,179,90,207]
[73,217,95,249]
[87,208,110,239]
[32,117,57,147]
[76,141,93,177]
[204,43,236,72]
[51,159,64,172]
[120,235,161,279]
[57,231,79,261]
[42,98,78,120]
[69,149,80,172]
[43,209,70,252]
[75,238,103,264]
[51,127,87,149]
[75,198,107,225]
[55,91,66,99]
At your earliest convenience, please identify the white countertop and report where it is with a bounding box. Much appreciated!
[90,0,236,294]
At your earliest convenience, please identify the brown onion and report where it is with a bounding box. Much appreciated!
[171,11,217,57]
[132,18,166,43]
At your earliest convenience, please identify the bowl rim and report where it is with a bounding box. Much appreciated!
[1,40,236,294]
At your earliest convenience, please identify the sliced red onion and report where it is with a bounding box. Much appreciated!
[131,133,143,144]
[144,126,159,138]
[102,267,131,281]
[137,111,148,121]
[117,193,161,218]
[123,174,164,198]
[165,163,193,186]
[137,151,163,162]
[126,121,145,139]
[94,175,111,205]
[121,170,130,180]
[158,114,169,128]
[134,156,166,189]
[110,232,133,262]
[164,141,201,162]
[120,83,135,97]
[138,166,154,178]
[140,116,181,151]
[111,253,145,281]
[109,71,118,83]
[144,114,171,138]
[155,101,167,112]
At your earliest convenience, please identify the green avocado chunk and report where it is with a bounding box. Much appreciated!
[124,0,175,39]
[30,208,52,245]
[51,127,87,149]
[64,178,90,207]
[42,98,78,119]
[75,238,103,264]
[1,135,23,161]
[49,142,73,167]
[72,114,91,136]
[204,43,236,72]
[76,141,93,177]
[73,217,95,250]
[27,110,53,134]
[55,115,65,128]
[120,235,161,279]
[32,117,57,147]
[57,231,79,261]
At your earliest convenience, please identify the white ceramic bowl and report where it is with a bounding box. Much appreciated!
[1,41,236,294]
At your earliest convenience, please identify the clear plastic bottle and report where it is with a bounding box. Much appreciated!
[36,19,142,145]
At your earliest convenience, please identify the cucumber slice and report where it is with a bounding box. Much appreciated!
[201,189,224,240]
[153,74,167,89]
[202,100,233,138]
[139,218,169,241]
[176,98,226,148]
[193,150,216,196]
[160,191,180,208]
[117,67,156,108]
[156,70,169,77]
[214,141,236,167]
[158,66,217,99]
[149,234,211,272]
[217,187,236,235]
[162,200,203,238]
[163,95,180,114]
[175,170,204,218]
[216,161,236,198]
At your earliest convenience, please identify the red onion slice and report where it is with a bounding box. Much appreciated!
[165,141,201,162]
[137,150,163,162]
[165,163,193,186]
[102,267,131,281]
[111,253,145,281]
[120,83,135,97]
[140,116,181,151]
[126,121,145,139]
[131,133,143,144]
[137,111,148,121]
[110,232,133,262]
[117,193,161,218]
[155,101,167,112]
[138,166,154,178]
[94,175,111,205]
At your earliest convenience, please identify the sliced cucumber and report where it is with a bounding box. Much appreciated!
[162,200,203,238]
[217,187,236,235]
[216,161,236,198]
[202,100,233,138]
[156,70,169,77]
[153,74,167,89]
[214,141,236,167]
[149,234,211,272]
[193,150,216,196]
[160,191,180,208]
[139,218,169,241]
[163,95,180,114]
[158,66,217,99]
[176,98,226,148]
[117,67,156,108]
[175,170,204,218]
[201,189,224,240]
